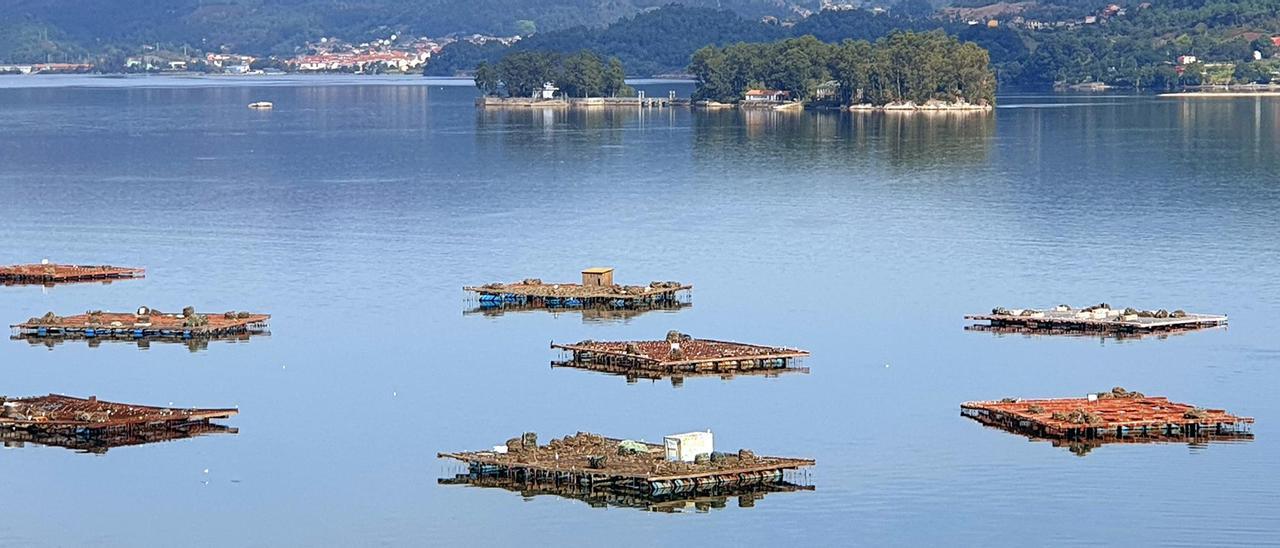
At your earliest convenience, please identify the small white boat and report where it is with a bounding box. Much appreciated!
[247,101,274,109]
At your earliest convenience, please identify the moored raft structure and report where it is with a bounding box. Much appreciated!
[439,431,814,499]
[552,331,809,376]
[465,267,691,310]
[1,262,144,285]
[966,303,1227,336]
[0,394,238,453]
[961,387,1253,452]
[12,306,270,341]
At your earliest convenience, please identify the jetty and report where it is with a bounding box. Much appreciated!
[439,432,813,498]
[12,306,270,340]
[477,96,681,109]
[0,394,238,452]
[966,303,1226,335]
[1,263,144,285]
[962,388,1253,453]
[466,267,690,309]
[552,331,808,375]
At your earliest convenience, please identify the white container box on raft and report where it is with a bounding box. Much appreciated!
[664,431,714,462]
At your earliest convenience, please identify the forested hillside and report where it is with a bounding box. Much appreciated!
[0,0,819,61]
[431,0,1280,88]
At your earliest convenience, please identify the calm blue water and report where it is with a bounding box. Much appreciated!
[1,75,1279,546]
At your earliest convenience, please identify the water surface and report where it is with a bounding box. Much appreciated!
[1,76,1278,546]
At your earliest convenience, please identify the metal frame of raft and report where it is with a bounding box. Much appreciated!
[465,284,691,310]
[551,338,809,374]
[438,473,813,511]
[963,323,1220,340]
[465,300,691,319]
[552,359,810,381]
[12,310,270,340]
[966,308,1227,335]
[0,263,144,284]
[961,394,1253,445]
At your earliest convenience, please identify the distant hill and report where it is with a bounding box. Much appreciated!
[433,0,1280,89]
[0,0,821,62]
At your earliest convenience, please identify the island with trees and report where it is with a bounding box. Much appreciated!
[474,50,647,107]
[690,33,996,111]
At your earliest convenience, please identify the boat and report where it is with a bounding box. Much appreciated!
[248,101,274,109]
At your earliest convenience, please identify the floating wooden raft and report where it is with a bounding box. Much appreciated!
[966,304,1226,334]
[961,389,1254,448]
[552,333,808,374]
[0,263,144,284]
[439,432,814,497]
[13,308,269,340]
[0,394,237,432]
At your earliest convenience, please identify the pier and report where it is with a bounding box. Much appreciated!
[961,388,1253,453]
[12,307,270,341]
[1,263,144,285]
[552,331,808,375]
[477,96,685,109]
[966,304,1226,335]
[439,432,814,498]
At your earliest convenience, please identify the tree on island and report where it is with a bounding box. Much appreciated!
[689,32,995,106]
[474,61,499,95]
[484,50,632,98]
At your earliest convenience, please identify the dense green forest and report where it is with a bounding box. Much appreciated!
[6,0,1280,88]
[0,0,817,61]
[689,33,997,105]
[475,50,631,97]
[430,0,1280,88]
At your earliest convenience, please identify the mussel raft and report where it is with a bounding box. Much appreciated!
[967,303,1226,334]
[13,306,269,340]
[439,432,814,498]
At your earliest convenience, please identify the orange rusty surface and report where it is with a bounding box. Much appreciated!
[553,337,809,366]
[0,394,237,430]
[962,395,1253,430]
[0,263,144,282]
[14,310,270,332]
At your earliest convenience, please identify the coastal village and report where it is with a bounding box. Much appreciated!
[1,33,517,76]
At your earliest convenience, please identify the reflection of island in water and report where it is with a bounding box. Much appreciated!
[2,422,237,454]
[465,301,690,323]
[439,474,813,512]
[12,331,268,352]
[552,359,808,386]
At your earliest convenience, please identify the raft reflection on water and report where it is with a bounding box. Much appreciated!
[1,422,238,454]
[438,473,814,513]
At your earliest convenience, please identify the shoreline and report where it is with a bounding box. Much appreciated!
[478,97,994,113]
[1160,91,1280,97]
